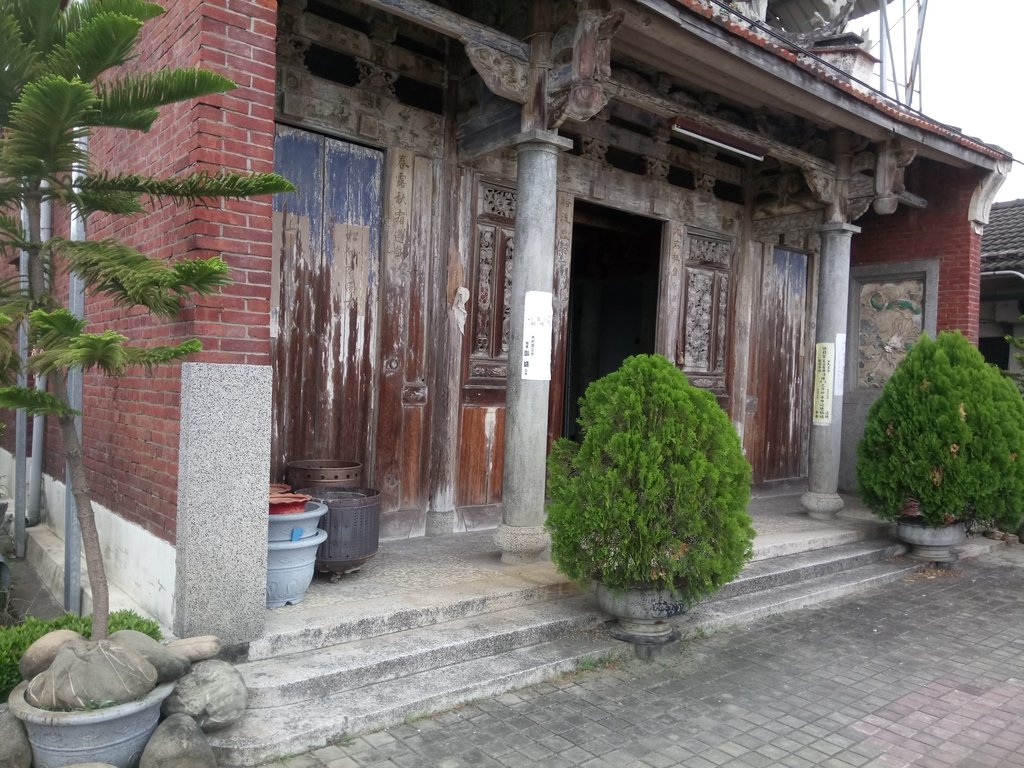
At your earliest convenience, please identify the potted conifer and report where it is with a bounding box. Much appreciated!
[857,331,1024,561]
[546,354,754,644]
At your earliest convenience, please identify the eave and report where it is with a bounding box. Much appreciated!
[623,0,1007,170]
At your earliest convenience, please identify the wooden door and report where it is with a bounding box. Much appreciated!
[270,126,384,481]
[745,246,811,484]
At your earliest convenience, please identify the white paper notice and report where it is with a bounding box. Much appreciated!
[833,332,847,393]
[812,342,835,426]
[521,290,553,381]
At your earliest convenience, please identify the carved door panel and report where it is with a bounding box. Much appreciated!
[454,181,516,520]
[745,246,811,484]
[676,231,733,401]
[453,180,572,524]
[270,126,383,481]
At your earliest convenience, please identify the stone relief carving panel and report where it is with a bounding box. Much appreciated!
[856,278,924,389]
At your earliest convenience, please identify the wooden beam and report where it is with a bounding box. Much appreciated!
[603,79,837,176]
[354,0,528,59]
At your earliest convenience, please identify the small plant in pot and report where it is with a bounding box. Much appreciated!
[546,354,755,645]
[857,331,1024,561]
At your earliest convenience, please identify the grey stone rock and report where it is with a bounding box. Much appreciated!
[109,630,191,683]
[18,628,86,681]
[164,635,222,662]
[0,705,32,768]
[64,764,118,767]
[140,713,216,768]
[161,659,246,732]
[25,639,158,710]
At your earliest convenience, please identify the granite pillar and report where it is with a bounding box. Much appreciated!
[802,222,861,519]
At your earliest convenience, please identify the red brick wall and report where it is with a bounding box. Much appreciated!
[35,1,279,543]
[851,159,985,342]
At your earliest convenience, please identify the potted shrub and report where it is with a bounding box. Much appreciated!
[857,331,1024,561]
[0,1,291,764]
[546,354,754,644]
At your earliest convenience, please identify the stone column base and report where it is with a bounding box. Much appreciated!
[495,524,550,564]
[801,491,845,520]
[425,510,456,537]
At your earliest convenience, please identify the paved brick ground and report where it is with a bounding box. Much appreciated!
[261,548,1024,768]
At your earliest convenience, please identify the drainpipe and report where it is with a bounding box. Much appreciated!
[63,139,86,614]
[27,193,51,527]
[13,207,29,559]
[0,550,9,592]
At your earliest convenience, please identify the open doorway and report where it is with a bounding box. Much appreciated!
[563,201,663,439]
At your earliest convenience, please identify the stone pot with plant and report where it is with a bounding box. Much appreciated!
[546,354,755,645]
[857,331,1024,561]
[0,1,290,765]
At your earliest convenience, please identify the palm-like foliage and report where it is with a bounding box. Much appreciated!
[0,0,293,640]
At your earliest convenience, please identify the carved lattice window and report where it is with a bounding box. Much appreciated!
[677,233,733,392]
[468,180,517,382]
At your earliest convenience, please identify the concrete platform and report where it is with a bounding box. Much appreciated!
[210,494,997,765]
[251,492,890,657]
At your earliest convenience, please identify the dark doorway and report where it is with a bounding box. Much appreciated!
[564,202,662,438]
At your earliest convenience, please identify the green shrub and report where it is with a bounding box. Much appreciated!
[0,610,161,701]
[546,354,754,604]
[857,331,1024,530]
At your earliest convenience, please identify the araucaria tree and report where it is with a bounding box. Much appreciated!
[0,0,293,638]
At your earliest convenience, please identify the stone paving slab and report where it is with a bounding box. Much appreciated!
[258,545,1024,768]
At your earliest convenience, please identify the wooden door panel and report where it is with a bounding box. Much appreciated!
[270,126,383,481]
[746,247,810,484]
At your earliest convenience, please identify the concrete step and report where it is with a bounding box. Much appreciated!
[716,539,907,600]
[240,595,607,709]
[688,559,922,634]
[248,577,580,661]
[750,518,890,561]
[208,633,630,767]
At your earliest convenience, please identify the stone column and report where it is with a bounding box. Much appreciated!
[495,129,571,564]
[801,222,860,519]
[175,362,271,642]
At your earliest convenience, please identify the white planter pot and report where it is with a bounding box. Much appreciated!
[7,681,175,768]
[896,520,966,562]
[594,582,686,644]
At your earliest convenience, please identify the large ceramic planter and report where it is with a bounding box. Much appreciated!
[267,500,327,542]
[267,529,328,607]
[896,520,966,562]
[7,680,175,768]
[594,582,686,645]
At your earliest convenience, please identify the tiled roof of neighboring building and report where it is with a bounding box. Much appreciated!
[982,199,1024,272]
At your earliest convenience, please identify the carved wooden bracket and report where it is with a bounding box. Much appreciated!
[464,3,623,130]
[549,6,625,128]
[873,142,916,215]
[464,43,529,102]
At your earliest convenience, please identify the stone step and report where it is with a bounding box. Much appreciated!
[716,539,906,600]
[688,559,923,634]
[208,633,630,767]
[750,518,890,561]
[248,577,580,661]
[239,595,607,709]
